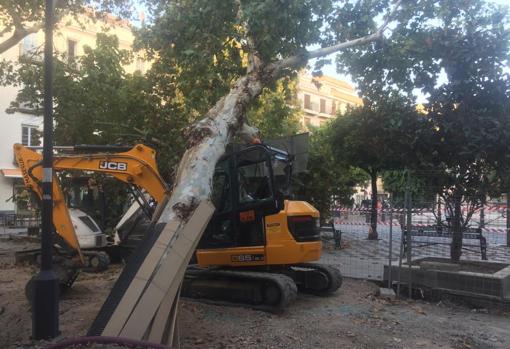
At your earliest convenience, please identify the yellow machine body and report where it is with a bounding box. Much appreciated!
[195,200,321,267]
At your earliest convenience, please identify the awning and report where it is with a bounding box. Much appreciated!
[1,168,22,178]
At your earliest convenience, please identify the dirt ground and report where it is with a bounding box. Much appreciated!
[1,263,509,349]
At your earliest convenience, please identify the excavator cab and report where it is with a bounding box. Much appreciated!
[199,144,287,250]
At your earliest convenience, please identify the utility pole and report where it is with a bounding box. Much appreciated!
[32,0,59,339]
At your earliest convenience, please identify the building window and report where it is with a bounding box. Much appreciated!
[331,101,336,115]
[304,94,311,109]
[67,39,77,64]
[19,33,39,59]
[320,99,326,113]
[304,117,312,128]
[21,125,41,146]
[136,58,145,74]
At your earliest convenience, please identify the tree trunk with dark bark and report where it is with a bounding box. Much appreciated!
[369,170,378,240]
[450,193,463,262]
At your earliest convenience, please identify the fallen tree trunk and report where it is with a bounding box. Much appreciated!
[90,1,403,343]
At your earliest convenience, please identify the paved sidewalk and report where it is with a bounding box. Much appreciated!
[321,225,510,281]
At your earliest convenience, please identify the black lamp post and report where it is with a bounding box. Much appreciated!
[31,0,59,339]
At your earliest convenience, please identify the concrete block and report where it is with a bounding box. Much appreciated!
[378,287,396,300]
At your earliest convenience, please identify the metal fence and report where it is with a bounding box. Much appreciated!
[0,213,40,229]
[321,198,510,300]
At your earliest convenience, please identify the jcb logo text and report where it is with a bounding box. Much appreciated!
[99,161,127,171]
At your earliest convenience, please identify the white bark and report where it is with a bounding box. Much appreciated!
[158,73,264,223]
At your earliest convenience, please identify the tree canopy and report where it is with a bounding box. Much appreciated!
[333,0,510,257]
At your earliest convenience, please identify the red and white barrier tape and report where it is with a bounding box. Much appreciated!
[333,219,508,233]
[332,205,508,214]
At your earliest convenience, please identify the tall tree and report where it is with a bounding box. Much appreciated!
[131,0,404,229]
[336,0,510,259]
[329,98,425,239]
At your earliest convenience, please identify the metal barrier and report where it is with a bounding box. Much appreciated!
[0,213,40,228]
[321,199,510,301]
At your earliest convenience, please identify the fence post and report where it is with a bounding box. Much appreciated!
[387,199,393,289]
[406,174,413,298]
[479,201,485,229]
[437,195,442,227]
[507,190,510,247]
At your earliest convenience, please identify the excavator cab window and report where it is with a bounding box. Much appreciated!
[210,159,231,213]
[200,145,281,249]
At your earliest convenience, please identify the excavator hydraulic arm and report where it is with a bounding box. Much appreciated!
[13,143,170,261]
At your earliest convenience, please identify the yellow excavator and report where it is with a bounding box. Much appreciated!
[15,142,342,310]
[14,143,170,289]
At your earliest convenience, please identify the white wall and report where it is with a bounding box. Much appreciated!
[0,34,43,213]
[0,84,42,212]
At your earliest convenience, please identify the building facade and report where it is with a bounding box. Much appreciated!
[0,14,138,215]
[296,73,362,128]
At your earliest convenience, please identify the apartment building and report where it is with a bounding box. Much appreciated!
[296,73,362,128]
[0,13,140,215]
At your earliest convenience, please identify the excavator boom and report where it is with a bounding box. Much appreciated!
[14,143,170,259]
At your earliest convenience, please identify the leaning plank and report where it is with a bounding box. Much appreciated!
[119,201,215,339]
[155,289,181,348]
[146,265,186,341]
[100,219,181,336]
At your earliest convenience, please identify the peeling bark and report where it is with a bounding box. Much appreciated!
[158,72,265,224]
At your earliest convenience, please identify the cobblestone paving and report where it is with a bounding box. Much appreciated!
[320,224,510,280]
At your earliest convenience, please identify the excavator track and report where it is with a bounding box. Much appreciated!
[288,263,343,295]
[25,259,80,302]
[182,268,298,312]
[82,251,110,273]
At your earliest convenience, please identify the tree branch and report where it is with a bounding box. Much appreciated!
[268,0,402,74]
[0,0,64,55]
[235,0,264,73]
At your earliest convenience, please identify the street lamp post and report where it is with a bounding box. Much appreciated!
[32,0,59,339]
